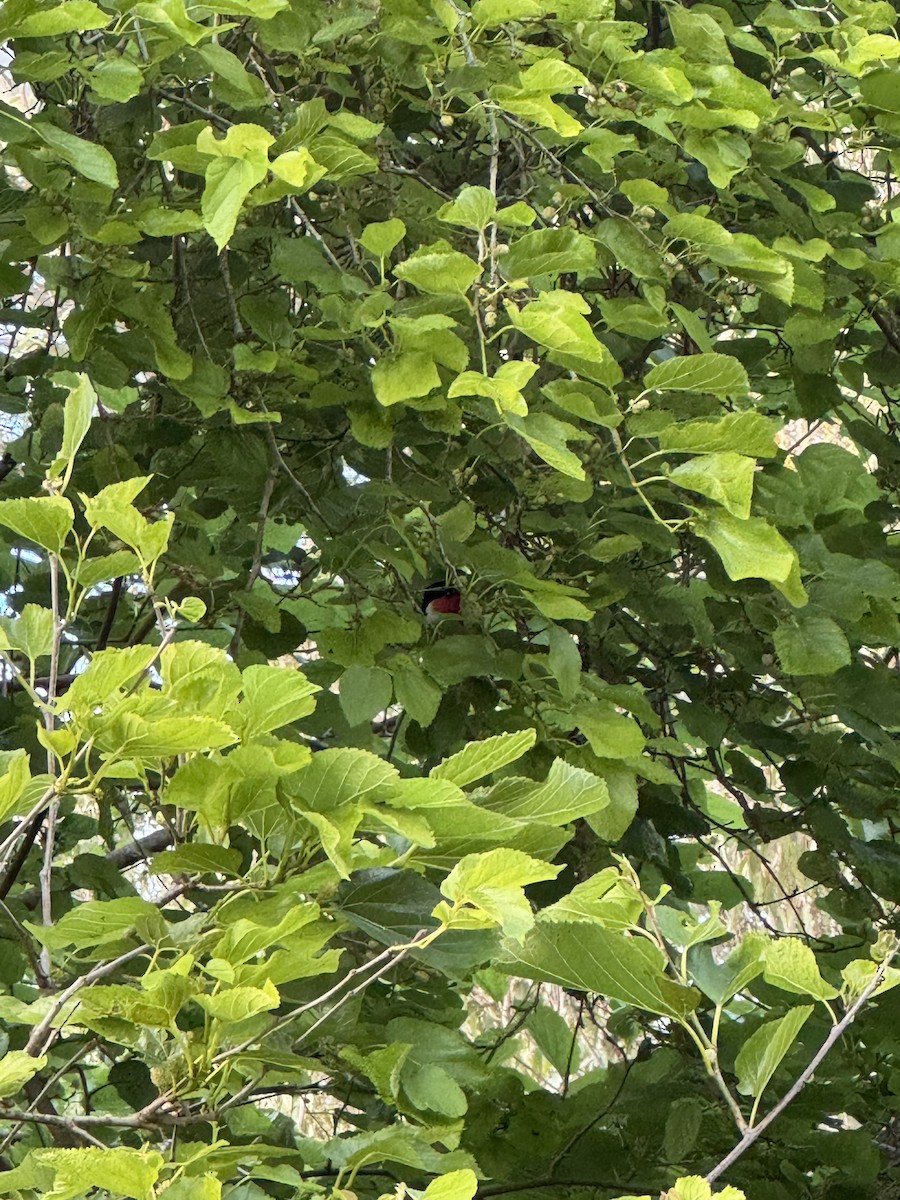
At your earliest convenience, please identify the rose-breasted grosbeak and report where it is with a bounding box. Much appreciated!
[421,580,461,621]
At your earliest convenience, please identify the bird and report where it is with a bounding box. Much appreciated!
[421,579,461,621]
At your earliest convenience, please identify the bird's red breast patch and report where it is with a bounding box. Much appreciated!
[422,580,462,620]
[427,591,461,615]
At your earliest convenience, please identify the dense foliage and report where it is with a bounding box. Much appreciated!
[0,0,900,1197]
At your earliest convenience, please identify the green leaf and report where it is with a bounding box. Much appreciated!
[133,0,211,46]
[539,867,644,930]
[198,42,268,109]
[668,452,756,518]
[670,302,713,353]
[588,534,641,562]
[437,186,496,230]
[402,1062,468,1117]
[176,596,207,624]
[695,510,805,597]
[644,353,749,397]
[735,1005,814,1100]
[295,749,398,813]
[496,201,537,227]
[669,6,731,61]
[0,1050,46,1099]
[586,767,638,842]
[449,362,538,417]
[773,614,851,676]
[601,296,668,340]
[684,129,751,189]
[28,897,162,953]
[547,625,581,701]
[100,714,237,758]
[441,848,560,939]
[508,291,622,384]
[309,132,377,179]
[235,665,319,738]
[83,492,173,561]
[78,984,178,1030]
[0,751,32,824]
[669,1179,713,1200]
[36,122,118,188]
[197,124,274,250]
[571,702,645,759]
[503,923,699,1019]
[491,759,609,824]
[394,241,482,296]
[152,844,242,877]
[504,411,586,480]
[339,664,393,726]
[196,979,280,1022]
[656,902,726,950]
[861,66,900,113]
[620,57,693,104]
[269,147,325,191]
[659,411,779,456]
[0,604,55,663]
[472,0,548,23]
[438,500,477,543]
[594,217,663,282]
[360,218,406,257]
[431,729,537,787]
[50,373,96,481]
[763,939,839,1000]
[373,351,441,406]
[63,646,158,720]
[664,1098,704,1163]
[499,89,582,137]
[543,379,622,428]
[528,1002,580,1075]
[390,655,442,727]
[690,933,767,1005]
[24,1147,164,1200]
[200,0,287,13]
[90,58,143,102]
[422,1169,479,1200]
[0,496,74,553]
[11,1,107,35]
[582,129,639,171]
[501,227,595,280]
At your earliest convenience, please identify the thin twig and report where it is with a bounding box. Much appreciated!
[213,932,430,1067]
[230,463,279,657]
[448,2,501,311]
[44,552,62,766]
[0,1107,109,1147]
[706,961,890,1185]
[94,576,123,653]
[0,789,66,882]
[129,932,433,1128]
[0,811,45,902]
[218,249,244,340]
[291,933,429,1055]
[263,424,330,528]
[25,944,151,1059]
[155,88,230,130]
[0,895,49,989]
[39,549,64,984]
[288,198,345,272]
[38,796,59,984]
